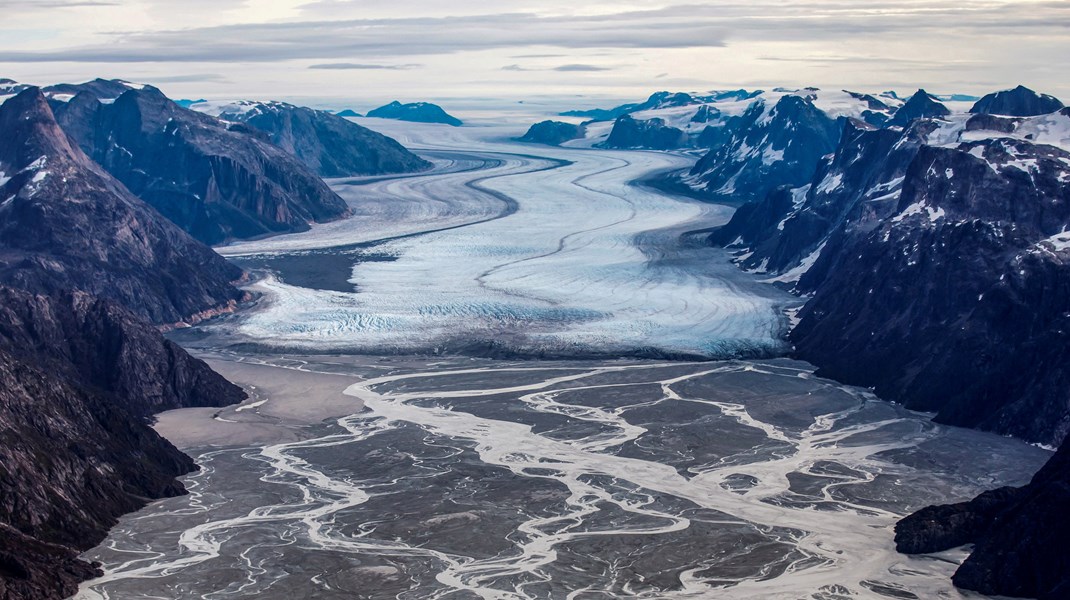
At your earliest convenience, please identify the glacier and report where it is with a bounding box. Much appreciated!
[214,121,797,358]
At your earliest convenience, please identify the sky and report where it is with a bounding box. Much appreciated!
[2,0,1068,116]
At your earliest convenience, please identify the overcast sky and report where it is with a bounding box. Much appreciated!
[2,0,1068,113]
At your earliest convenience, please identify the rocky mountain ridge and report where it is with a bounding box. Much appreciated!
[0,88,244,324]
[703,85,1069,597]
[47,85,351,245]
[192,99,431,177]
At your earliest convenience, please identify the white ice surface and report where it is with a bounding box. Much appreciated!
[225,122,792,357]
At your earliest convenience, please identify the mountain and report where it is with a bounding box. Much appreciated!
[0,287,245,600]
[970,85,1065,117]
[710,118,932,275]
[367,100,462,126]
[0,87,243,325]
[687,92,843,203]
[887,89,950,127]
[790,115,1070,446]
[705,88,1070,597]
[0,78,31,98]
[896,440,1070,599]
[518,120,586,146]
[335,109,362,118]
[600,115,687,150]
[42,77,137,101]
[50,86,350,245]
[713,107,1070,444]
[196,100,430,177]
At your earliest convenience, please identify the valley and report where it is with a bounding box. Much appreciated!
[73,123,1052,600]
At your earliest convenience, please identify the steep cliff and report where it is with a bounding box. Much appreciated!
[0,287,245,600]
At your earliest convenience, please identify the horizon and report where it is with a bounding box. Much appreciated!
[2,0,1068,118]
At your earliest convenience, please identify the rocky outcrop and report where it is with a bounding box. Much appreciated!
[0,287,245,600]
[888,89,949,127]
[518,120,586,146]
[0,523,101,600]
[970,85,1064,117]
[896,440,1070,599]
[688,93,842,203]
[51,86,350,245]
[206,100,430,177]
[0,88,243,324]
[601,115,687,150]
[367,101,462,126]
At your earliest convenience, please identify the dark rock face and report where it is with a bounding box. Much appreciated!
[897,441,1070,599]
[0,523,101,600]
[711,118,932,276]
[970,85,1064,117]
[0,88,243,325]
[0,287,245,600]
[212,100,430,177]
[519,120,586,146]
[895,486,1022,554]
[601,115,687,150]
[888,89,950,126]
[367,100,462,126]
[709,104,1070,445]
[0,287,246,415]
[791,136,1070,445]
[688,94,843,203]
[51,86,350,245]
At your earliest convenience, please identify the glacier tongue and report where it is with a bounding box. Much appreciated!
[223,123,795,358]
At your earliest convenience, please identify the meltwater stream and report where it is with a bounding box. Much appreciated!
[76,122,1052,599]
[76,355,1048,600]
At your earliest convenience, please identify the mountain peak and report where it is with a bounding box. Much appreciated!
[0,87,82,170]
[889,89,950,126]
[970,85,1064,117]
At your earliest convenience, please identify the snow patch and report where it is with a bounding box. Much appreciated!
[893,201,945,224]
[761,242,826,284]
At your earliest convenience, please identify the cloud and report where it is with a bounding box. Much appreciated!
[0,10,730,63]
[136,73,232,83]
[502,63,612,73]
[553,64,611,72]
[309,62,421,70]
[16,1,119,6]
